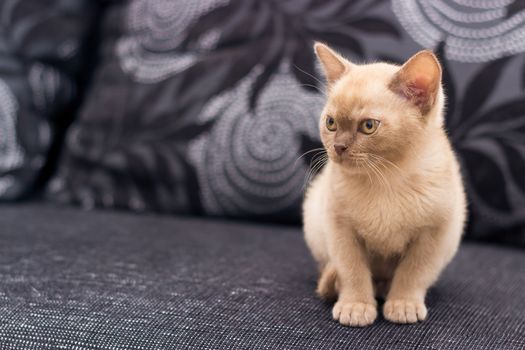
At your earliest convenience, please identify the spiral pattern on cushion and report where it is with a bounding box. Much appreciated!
[393,0,525,62]
[117,0,229,83]
[189,69,323,216]
[0,79,24,196]
[0,79,23,172]
[28,63,71,115]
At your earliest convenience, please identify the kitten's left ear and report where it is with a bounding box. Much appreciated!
[389,50,442,115]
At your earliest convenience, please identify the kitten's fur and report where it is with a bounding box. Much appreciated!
[303,43,467,327]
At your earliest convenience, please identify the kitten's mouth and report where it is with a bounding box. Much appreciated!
[333,152,367,161]
[348,155,368,161]
[331,152,368,167]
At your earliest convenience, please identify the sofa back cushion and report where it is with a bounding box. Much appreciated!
[0,0,96,200]
[50,0,525,244]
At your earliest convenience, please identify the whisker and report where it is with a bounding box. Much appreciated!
[312,154,328,175]
[354,158,373,186]
[309,152,327,168]
[301,151,328,189]
[294,148,326,167]
[366,158,390,192]
[293,64,327,89]
[298,84,327,97]
[367,153,403,175]
[308,159,321,174]
[375,163,392,193]
[303,154,328,192]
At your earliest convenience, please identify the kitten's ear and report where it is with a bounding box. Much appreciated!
[389,50,442,115]
[314,42,350,86]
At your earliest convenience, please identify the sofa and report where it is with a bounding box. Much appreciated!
[1,1,524,348]
[0,203,523,348]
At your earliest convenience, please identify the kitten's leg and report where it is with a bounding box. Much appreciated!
[316,264,337,301]
[328,229,377,327]
[383,224,460,324]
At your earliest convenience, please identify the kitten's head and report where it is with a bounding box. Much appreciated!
[314,43,444,171]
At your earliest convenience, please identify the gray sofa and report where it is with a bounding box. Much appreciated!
[1,203,523,349]
[1,1,525,348]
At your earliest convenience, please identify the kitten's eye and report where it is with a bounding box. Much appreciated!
[326,116,337,131]
[359,119,380,135]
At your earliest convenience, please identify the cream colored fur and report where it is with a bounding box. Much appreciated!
[303,43,467,327]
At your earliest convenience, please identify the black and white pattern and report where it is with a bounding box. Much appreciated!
[0,0,94,200]
[51,0,396,221]
[117,0,228,83]
[52,0,525,243]
[189,69,323,216]
[0,79,23,197]
[393,0,525,62]
[0,79,23,173]
[28,63,72,116]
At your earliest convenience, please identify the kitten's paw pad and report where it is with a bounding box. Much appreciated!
[383,299,427,324]
[332,301,377,327]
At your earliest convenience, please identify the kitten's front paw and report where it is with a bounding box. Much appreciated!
[383,299,427,324]
[332,301,377,327]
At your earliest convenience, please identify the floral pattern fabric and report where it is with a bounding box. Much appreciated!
[0,0,95,200]
[52,0,525,244]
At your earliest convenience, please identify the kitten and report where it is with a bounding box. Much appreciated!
[303,43,467,327]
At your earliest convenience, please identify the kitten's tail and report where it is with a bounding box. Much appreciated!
[316,264,338,301]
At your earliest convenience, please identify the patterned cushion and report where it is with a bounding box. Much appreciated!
[51,0,525,244]
[0,0,96,200]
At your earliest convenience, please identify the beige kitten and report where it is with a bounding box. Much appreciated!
[303,43,467,327]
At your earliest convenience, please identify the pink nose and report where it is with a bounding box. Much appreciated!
[334,144,348,156]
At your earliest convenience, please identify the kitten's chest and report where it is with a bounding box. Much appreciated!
[338,185,434,255]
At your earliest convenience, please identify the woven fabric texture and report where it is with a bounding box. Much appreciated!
[0,204,523,349]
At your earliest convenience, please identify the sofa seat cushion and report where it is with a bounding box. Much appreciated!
[0,203,523,349]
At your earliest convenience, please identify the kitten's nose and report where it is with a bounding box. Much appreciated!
[334,144,348,156]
